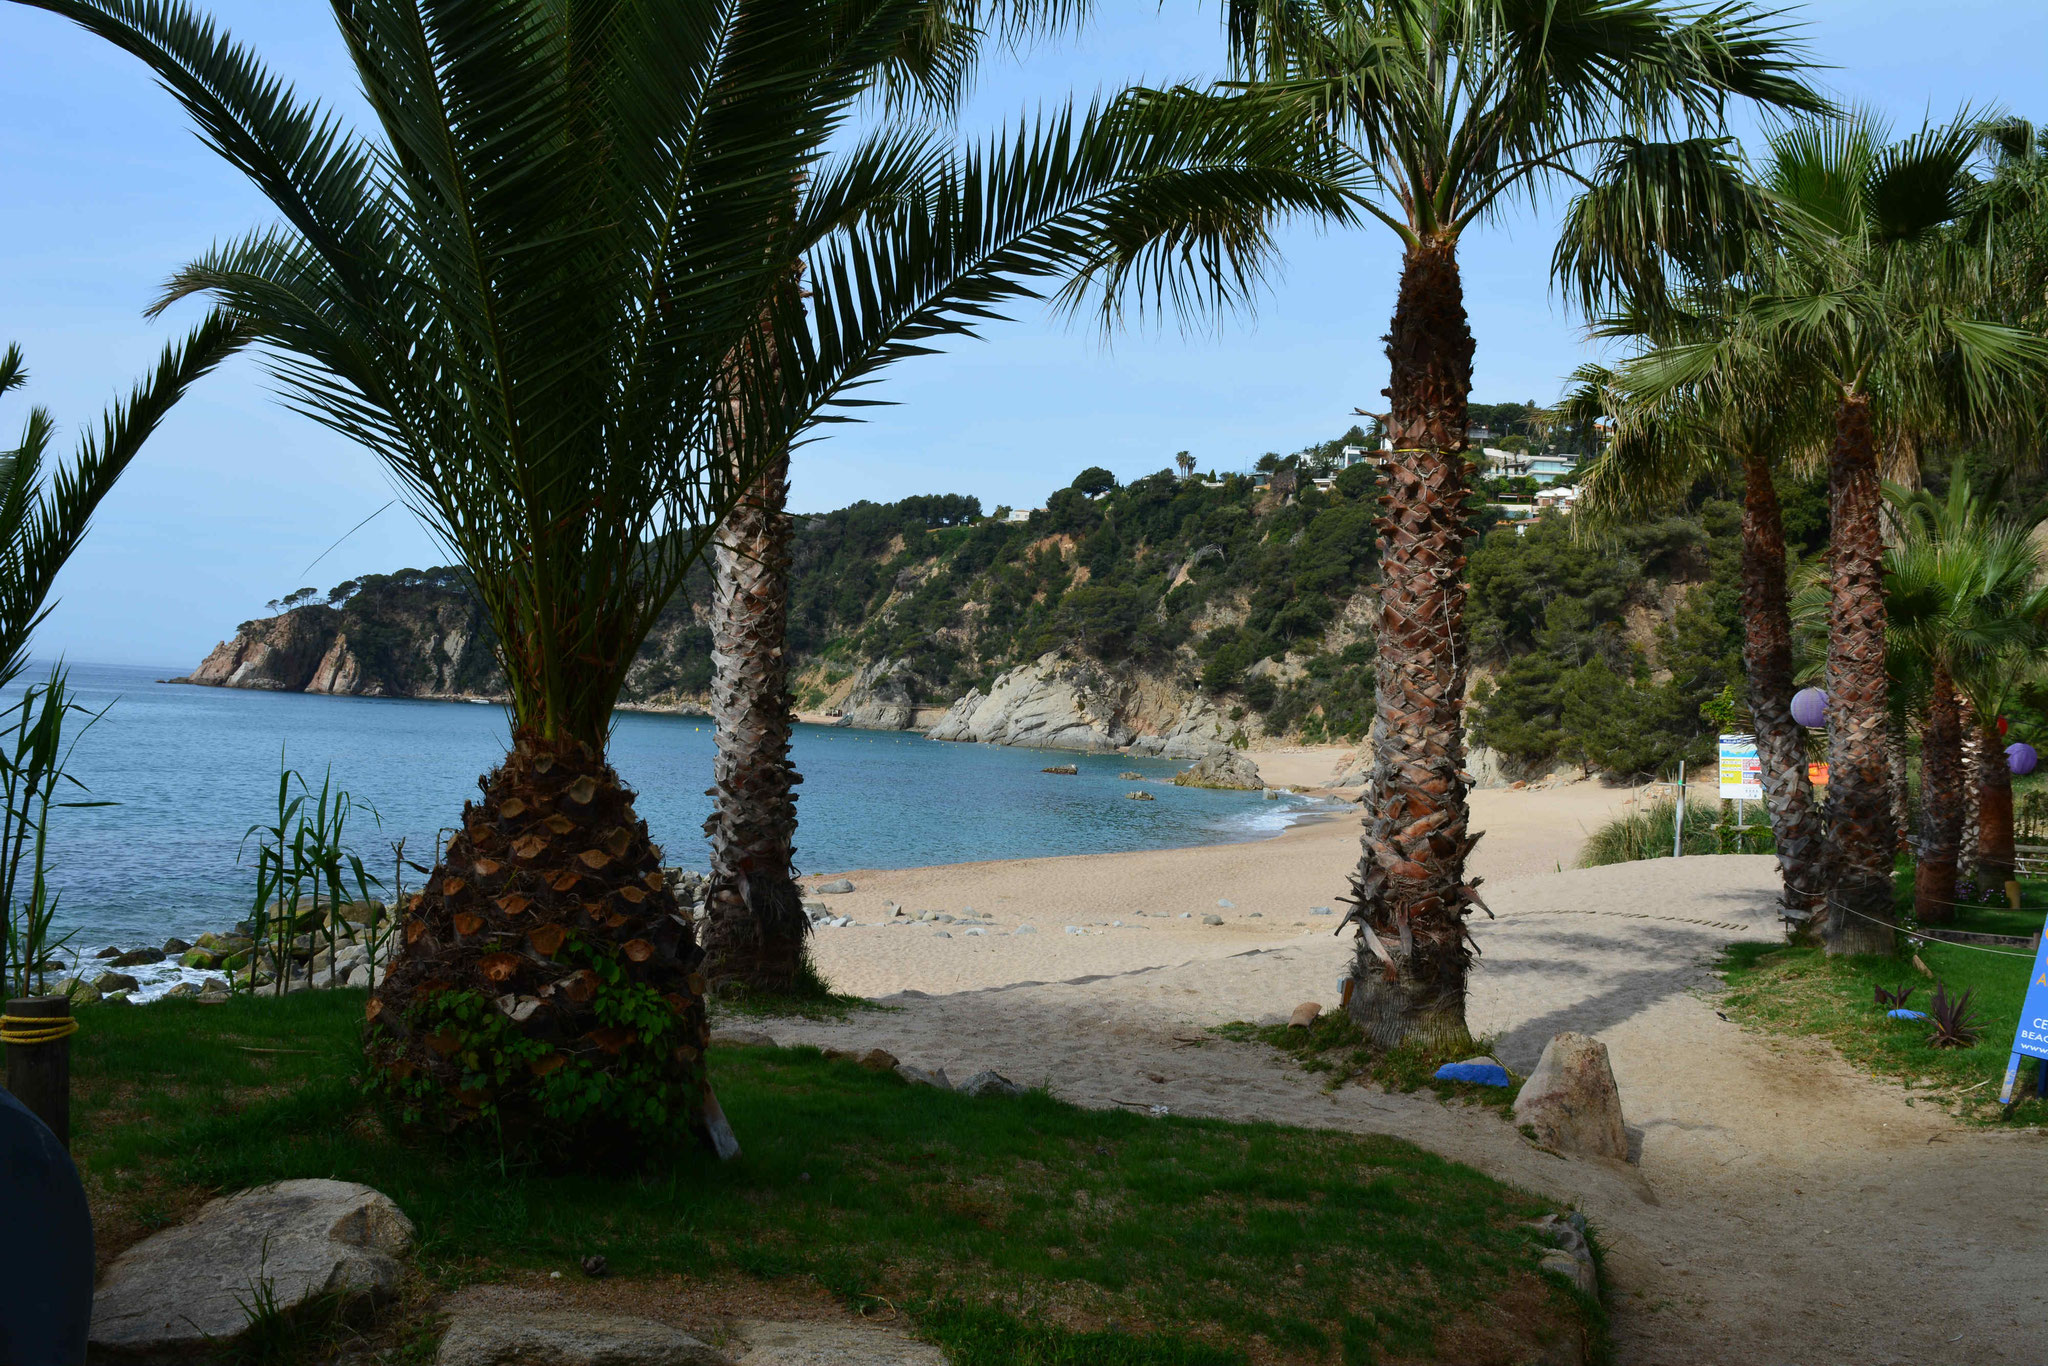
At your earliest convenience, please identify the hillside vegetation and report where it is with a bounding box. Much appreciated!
[196,425,1822,772]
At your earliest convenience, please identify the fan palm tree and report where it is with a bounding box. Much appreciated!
[1610,114,2048,956]
[20,0,1351,1157]
[1210,0,1822,1048]
[1564,322,1832,914]
[1884,474,2048,922]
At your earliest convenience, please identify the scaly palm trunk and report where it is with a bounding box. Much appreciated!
[699,443,810,994]
[365,734,717,1161]
[1914,665,1963,923]
[1344,238,1478,1053]
[1975,719,2017,888]
[1739,450,1823,913]
[1959,700,1981,872]
[1821,393,1898,956]
[1886,713,1912,851]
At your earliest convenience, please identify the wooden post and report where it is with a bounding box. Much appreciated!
[4,995,73,1150]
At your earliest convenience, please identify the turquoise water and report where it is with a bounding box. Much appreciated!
[28,662,1324,954]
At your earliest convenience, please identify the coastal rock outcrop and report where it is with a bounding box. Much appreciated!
[179,607,343,691]
[926,652,1135,751]
[927,652,1234,755]
[1172,749,1264,790]
[834,657,925,730]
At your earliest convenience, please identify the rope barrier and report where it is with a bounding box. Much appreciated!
[0,1013,79,1045]
[1820,897,2039,958]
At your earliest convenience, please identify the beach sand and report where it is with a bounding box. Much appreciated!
[740,774,2046,1366]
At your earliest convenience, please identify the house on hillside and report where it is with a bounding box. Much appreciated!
[1528,452,1579,484]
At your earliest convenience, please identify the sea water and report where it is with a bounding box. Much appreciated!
[26,661,1332,957]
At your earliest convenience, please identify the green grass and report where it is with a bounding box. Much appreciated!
[69,992,1599,1366]
[1891,862,2048,940]
[1212,1015,1524,1121]
[1717,937,2048,1124]
[1578,798,1774,868]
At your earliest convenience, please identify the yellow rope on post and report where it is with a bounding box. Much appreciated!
[1,1014,80,1045]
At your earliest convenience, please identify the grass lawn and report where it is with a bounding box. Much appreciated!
[1212,1017,1524,1125]
[1718,932,2047,1124]
[1891,863,2048,940]
[68,991,1602,1366]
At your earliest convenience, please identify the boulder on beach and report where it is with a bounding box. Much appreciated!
[90,1179,413,1358]
[812,878,856,894]
[1512,1032,1628,1160]
[1172,750,1263,791]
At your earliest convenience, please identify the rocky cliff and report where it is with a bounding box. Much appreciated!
[176,592,499,699]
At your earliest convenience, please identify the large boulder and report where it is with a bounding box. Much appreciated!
[1171,750,1264,791]
[1511,1033,1627,1160]
[437,1311,731,1366]
[90,1179,414,1358]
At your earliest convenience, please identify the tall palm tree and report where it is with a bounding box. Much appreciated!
[1212,0,1821,1048]
[22,0,1349,1157]
[699,3,1095,998]
[1613,114,2048,956]
[1564,324,1832,915]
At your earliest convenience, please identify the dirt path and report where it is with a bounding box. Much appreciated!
[760,857,2048,1365]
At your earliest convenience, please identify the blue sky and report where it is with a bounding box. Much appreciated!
[3,2,2044,668]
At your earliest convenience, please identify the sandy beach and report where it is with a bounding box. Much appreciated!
[743,767,2046,1366]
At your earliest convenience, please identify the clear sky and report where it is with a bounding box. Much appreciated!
[3,1,2044,668]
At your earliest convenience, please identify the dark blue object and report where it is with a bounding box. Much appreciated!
[1887,1008,1929,1021]
[1434,1062,1512,1087]
[0,1087,93,1365]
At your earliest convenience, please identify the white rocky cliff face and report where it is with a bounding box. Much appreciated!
[926,652,1234,756]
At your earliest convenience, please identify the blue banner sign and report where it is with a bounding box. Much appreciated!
[1998,928,2048,1105]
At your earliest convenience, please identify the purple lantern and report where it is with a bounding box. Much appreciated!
[1790,687,1828,730]
[2008,743,2039,777]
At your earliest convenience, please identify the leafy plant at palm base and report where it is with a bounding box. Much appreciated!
[237,755,381,998]
[0,669,112,997]
[1926,981,1983,1049]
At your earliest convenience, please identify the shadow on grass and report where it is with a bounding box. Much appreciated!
[67,992,1598,1366]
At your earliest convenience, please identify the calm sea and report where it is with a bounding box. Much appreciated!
[27,661,1330,958]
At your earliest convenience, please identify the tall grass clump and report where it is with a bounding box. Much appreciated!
[1579,798,1775,867]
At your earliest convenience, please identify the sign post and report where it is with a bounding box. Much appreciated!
[1718,735,1761,849]
[1998,928,2048,1108]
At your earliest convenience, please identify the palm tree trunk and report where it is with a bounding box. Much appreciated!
[1914,665,1963,923]
[1958,701,1981,874]
[1976,719,2017,887]
[1821,393,1898,956]
[1344,237,1477,1054]
[1739,449,1822,913]
[699,445,811,995]
[1887,713,1912,852]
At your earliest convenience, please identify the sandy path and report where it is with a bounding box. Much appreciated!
[752,798,2047,1366]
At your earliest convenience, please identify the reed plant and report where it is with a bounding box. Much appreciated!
[0,665,111,996]
[238,756,381,997]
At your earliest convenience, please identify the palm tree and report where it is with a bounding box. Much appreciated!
[700,4,1096,998]
[1212,0,1822,1048]
[1884,474,2048,922]
[1608,114,2048,956]
[1565,325,1832,915]
[23,0,1350,1157]
[0,320,244,994]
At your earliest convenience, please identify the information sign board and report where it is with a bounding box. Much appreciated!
[1718,735,1762,800]
[1997,928,2048,1104]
